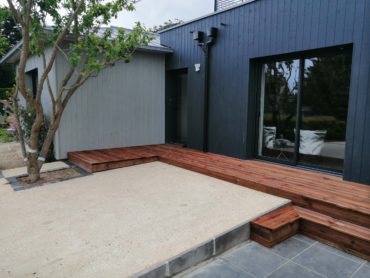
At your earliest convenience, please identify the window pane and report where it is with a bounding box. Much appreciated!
[258,60,300,162]
[299,51,352,171]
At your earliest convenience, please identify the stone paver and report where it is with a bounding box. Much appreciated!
[266,261,322,278]
[293,244,363,278]
[222,241,287,278]
[352,264,370,278]
[270,236,311,259]
[180,235,367,278]
[185,259,254,278]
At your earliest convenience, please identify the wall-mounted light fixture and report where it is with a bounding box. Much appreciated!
[193,28,218,51]
[193,31,204,43]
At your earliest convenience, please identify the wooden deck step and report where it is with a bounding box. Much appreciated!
[68,146,158,173]
[251,205,370,261]
[251,205,301,247]
[297,206,370,261]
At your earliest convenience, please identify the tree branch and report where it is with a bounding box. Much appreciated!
[35,0,84,103]
[6,0,23,26]
[12,86,27,159]
[41,52,56,117]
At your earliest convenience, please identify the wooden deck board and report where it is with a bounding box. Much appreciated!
[68,144,370,229]
[250,205,370,260]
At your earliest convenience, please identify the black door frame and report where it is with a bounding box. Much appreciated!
[253,44,353,174]
[165,68,189,145]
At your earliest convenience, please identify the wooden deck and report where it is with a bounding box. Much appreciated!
[68,144,370,260]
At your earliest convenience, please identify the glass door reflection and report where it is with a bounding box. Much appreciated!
[257,49,352,172]
[258,60,300,163]
[299,53,351,171]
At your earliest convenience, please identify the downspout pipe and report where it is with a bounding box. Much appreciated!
[193,27,218,152]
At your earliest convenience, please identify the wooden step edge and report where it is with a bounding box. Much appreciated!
[250,205,370,261]
[68,155,93,173]
[295,207,370,261]
[303,200,370,230]
[91,156,159,173]
[252,205,300,230]
[251,205,300,248]
[295,206,370,242]
[91,155,158,166]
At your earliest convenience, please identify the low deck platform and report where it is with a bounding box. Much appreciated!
[69,144,370,260]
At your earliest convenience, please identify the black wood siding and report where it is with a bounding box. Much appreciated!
[161,0,370,185]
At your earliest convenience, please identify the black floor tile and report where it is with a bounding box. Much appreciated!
[351,264,370,278]
[222,242,287,278]
[314,242,367,264]
[271,237,312,259]
[184,259,254,278]
[266,261,323,278]
[292,234,316,244]
[293,245,362,278]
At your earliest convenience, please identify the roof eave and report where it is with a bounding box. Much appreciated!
[158,0,257,33]
[136,45,173,54]
[0,40,23,65]
[0,42,172,66]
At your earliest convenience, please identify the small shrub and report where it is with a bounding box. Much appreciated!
[0,88,12,116]
[0,128,15,143]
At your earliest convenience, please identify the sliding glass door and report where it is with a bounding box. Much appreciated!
[258,59,300,163]
[258,48,352,172]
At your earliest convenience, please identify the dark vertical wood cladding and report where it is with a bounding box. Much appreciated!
[161,0,370,185]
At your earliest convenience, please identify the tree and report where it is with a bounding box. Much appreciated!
[5,0,152,182]
[0,8,9,55]
[150,19,183,33]
[0,6,21,88]
[0,36,8,56]
[0,6,21,50]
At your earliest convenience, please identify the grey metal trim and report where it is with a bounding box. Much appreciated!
[0,39,172,65]
[0,40,23,65]
[137,45,173,53]
[158,0,256,33]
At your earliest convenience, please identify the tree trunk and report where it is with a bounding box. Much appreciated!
[27,154,40,183]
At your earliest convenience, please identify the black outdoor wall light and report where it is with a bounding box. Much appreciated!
[193,27,219,152]
[193,27,218,50]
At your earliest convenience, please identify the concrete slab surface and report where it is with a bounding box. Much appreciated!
[1,161,70,178]
[0,162,289,278]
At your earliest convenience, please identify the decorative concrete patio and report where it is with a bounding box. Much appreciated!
[0,162,288,278]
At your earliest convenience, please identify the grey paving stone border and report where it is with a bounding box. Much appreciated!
[6,161,91,191]
[131,221,251,278]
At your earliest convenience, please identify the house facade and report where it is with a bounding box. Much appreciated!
[161,0,370,185]
[1,0,369,185]
[0,35,171,159]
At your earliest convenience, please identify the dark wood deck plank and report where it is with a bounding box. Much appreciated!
[68,144,370,228]
[68,144,370,259]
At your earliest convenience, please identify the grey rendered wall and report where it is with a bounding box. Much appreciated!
[161,0,370,185]
[54,51,165,159]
